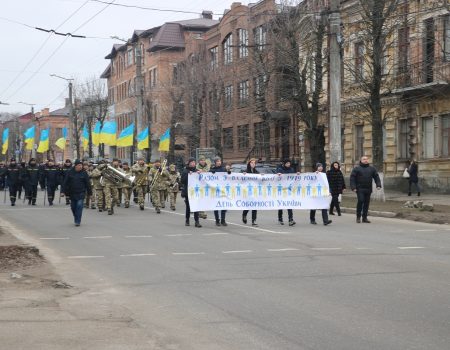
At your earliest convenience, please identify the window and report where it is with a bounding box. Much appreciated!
[149,68,158,88]
[398,119,410,159]
[223,34,233,65]
[422,117,434,158]
[223,127,233,150]
[127,48,133,66]
[355,125,364,160]
[238,124,249,150]
[238,29,248,58]
[445,16,450,61]
[398,26,410,74]
[128,80,133,97]
[354,42,364,82]
[238,80,249,106]
[209,46,218,70]
[254,25,266,51]
[152,104,158,123]
[172,65,178,84]
[254,122,267,151]
[224,85,233,109]
[442,115,450,157]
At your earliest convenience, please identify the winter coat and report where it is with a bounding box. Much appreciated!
[6,164,21,185]
[408,163,419,183]
[210,165,231,174]
[350,162,381,192]
[276,165,295,174]
[42,165,61,187]
[326,165,346,195]
[62,168,92,201]
[24,164,41,186]
[181,166,196,198]
[246,163,259,174]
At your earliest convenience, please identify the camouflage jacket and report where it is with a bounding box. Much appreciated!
[90,167,104,190]
[131,164,149,186]
[149,166,169,191]
[167,171,181,192]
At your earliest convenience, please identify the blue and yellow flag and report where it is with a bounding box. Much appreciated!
[1,128,9,155]
[37,128,49,153]
[100,121,117,146]
[92,121,101,146]
[55,127,67,150]
[24,126,35,151]
[158,127,170,152]
[117,123,134,147]
[137,128,149,150]
[82,125,89,149]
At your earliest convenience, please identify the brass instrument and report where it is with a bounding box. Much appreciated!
[100,164,135,187]
[150,159,167,190]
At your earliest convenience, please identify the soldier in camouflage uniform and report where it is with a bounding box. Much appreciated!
[90,161,105,212]
[148,159,169,214]
[121,162,132,208]
[100,158,122,215]
[82,161,93,209]
[196,156,210,219]
[131,158,149,210]
[167,164,181,211]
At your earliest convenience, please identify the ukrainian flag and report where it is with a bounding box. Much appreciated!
[117,123,134,147]
[1,128,9,155]
[92,121,101,146]
[24,126,35,151]
[82,125,89,149]
[137,128,149,150]
[100,121,117,146]
[158,127,170,152]
[55,127,67,150]
[37,128,50,153]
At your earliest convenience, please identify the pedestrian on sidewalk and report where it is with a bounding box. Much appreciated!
[61,160,92,227]
[310,163,332,226]
[407,160,421,197]
[242,158,259,226]
[181,158,202,228]
[326,161,346,216]
[350,155,381,223]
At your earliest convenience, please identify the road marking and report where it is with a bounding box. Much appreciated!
[40,237,70,240]
[311,248,342,251]
[68,255,104,259]
[355,247,372,250]
[398,246,425,250]
[120,253,156,257]
[222,250,253,254]
[416,229,437,232]
[202,232,229,236]
[172,252,205,256]
[83,236,112,239]
[267,248,299,252]
[166,233,193,237]
[124,235,153,238]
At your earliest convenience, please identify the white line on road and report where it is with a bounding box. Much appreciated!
[202,232,230,236]
[120,253,156,257]
[355,247,372,250]
[124,235,153,238]
[172,252,206,256]
[398,247,425,250]
[267,248,299,252]
[40,237,70,240]
[416,229,437,232]
[68,255,105,259]
[311,248,342,251]
[166,233,193,237]
[222,250,253,254]
[83,236,113,239]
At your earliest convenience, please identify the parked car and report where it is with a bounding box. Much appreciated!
[230,163,278,174]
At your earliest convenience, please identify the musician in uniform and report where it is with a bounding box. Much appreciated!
[90,161,105,212]
[167,164,181,211]
[131,158,149,210]
[99,158,122,215]
[24,158,41,205]
[121,162,133,208]
[87,162,96,209]
[41,159,60,206]
[149,159,169,214]
[5,158,21,206]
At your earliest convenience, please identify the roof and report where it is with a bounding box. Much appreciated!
[172,18,219,29]
[50,106,70,116]
[100,63,111,79]
[105,43,127,59]
[148,23,185,52]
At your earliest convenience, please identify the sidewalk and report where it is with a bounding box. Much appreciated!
[343,190,450,206]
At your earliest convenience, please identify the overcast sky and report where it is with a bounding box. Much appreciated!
[0,0,245,115]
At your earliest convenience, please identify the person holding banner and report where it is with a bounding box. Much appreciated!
[310,163,333,226]
[276,159,297,226]
[181,158,202,227]
[242,158,259,226]
[210,157,231,226]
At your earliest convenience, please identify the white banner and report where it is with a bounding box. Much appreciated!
[187,172,331,211]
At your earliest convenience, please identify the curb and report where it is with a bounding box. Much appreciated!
[340,207,397,218]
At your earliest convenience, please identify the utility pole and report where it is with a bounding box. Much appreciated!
[135,46,144,161]
[329,0,342,163]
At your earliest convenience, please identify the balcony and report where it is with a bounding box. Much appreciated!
[394,60,450,94]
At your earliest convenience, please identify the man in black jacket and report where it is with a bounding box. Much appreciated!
[350,156,382,223]
[210,157,231,226]
[61,159,72,205]
[6,158,21,206]
[41,159,60,206]
[24,158,41,205]
[276,159,297,226]
[62,159,92,226]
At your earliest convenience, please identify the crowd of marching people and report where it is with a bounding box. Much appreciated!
[0,154,382,227]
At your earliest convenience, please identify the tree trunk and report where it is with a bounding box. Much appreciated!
[305,125,325,170]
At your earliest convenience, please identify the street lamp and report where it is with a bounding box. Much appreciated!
[50,74,75,159]
[18,101,36,114]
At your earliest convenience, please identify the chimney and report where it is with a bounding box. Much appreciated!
[202,10,213,19]
[231,2,242,10]
[41,108,50,117]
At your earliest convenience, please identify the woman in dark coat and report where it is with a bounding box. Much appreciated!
[326,161,346,216]
[407,160,421,196]
[242,158,259,226]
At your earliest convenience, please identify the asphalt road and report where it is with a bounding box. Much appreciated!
[1,193,450,350]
